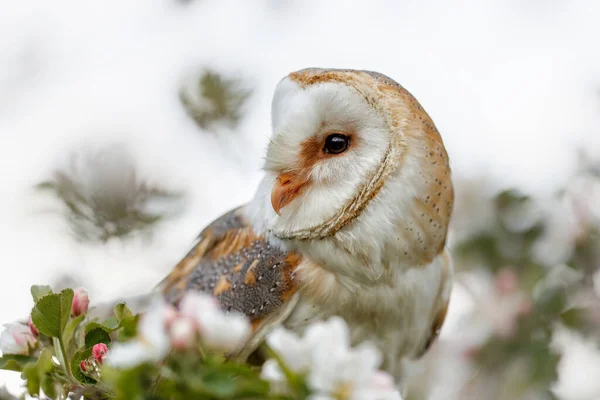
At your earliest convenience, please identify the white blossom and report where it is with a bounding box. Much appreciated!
[458,271,532,343]
[262,316,402,400]
[178,292,250,353]
[105,297,171,369]
[105,292,251,368]
[0,321,37,356]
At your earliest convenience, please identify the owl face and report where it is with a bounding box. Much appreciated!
[251,68,453,279]
[264,74,390,233]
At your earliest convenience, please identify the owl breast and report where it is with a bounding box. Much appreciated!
[282,250,452,381]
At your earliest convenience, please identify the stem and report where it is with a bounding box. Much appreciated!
[53,336,77,386]
[59,338,71,377]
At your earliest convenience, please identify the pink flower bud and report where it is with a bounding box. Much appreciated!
[170,317,197,349]
[28,315,39,337]
[92,343,108,364]
[72,287,90,316]
[80,360,88,372]
[495,268,518,295]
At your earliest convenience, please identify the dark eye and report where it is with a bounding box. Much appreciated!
[323,134,350,155]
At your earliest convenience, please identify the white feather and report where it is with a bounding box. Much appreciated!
[247,74,453,382]
[262,78,389,233]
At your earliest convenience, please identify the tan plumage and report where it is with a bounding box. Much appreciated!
[158,68,454,382]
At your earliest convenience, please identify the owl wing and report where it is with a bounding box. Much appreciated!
[158,205,302,359]
[416,249,453,357]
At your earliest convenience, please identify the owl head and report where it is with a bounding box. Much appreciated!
[251,68,454,280]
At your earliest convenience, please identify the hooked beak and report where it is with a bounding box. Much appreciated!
[271,172,310,215]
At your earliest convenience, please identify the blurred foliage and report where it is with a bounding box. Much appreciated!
[454,189,546,274]
[179,69,252,133]
[35,144,185,243]
[425,154,600,400]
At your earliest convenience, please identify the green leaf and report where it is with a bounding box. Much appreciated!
[101,363,158,400]
[84,326,112,349]
[38,348,57,399]
[113,303,133,323]
[192,371,238,397]
[60,288,75,325]
[31,289,74,338]
[21,348,54,397]
[102,316,119,331]
[113,303,138,339]
[63,314,85,348]
[181,357,272,399]
[71,348,96,385]
[30,285,52,303]
[21,363,40,396]
[84,322,106,335]
[0,355,36,372]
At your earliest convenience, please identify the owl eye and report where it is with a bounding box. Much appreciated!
[323,134,350,155]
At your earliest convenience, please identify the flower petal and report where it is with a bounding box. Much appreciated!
[199,311,250,353]
[266,327,312,372]
[0,322,36,356]
[138,297,171,357]
[105,341,152,369]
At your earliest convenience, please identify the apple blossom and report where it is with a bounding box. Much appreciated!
[262,317,402,400]
[178,292,250,353]
[0,321,37,356]
[105,297,171,369]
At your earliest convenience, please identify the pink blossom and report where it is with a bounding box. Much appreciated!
[92,343,108,364]
[169,317,197,349]
[72,287,90,317]
[494,268,518,295]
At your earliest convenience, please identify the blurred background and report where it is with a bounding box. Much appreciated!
[1,0,600,399]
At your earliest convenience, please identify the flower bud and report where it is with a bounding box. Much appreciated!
[495,268,518,295]
[72,287,90,317]
[28,315,39,337]
[170,317,197,349]
[164,304,179,328]
[92,343,108,364]
[80,360,88,372]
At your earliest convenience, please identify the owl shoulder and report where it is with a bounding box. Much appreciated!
[159,205,302,333]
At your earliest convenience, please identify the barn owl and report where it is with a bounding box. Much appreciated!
[159,68,454,381]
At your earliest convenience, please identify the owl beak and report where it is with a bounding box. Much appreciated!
[271,172,309,215]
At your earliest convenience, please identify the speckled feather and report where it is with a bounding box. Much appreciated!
[160,207,300,332]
